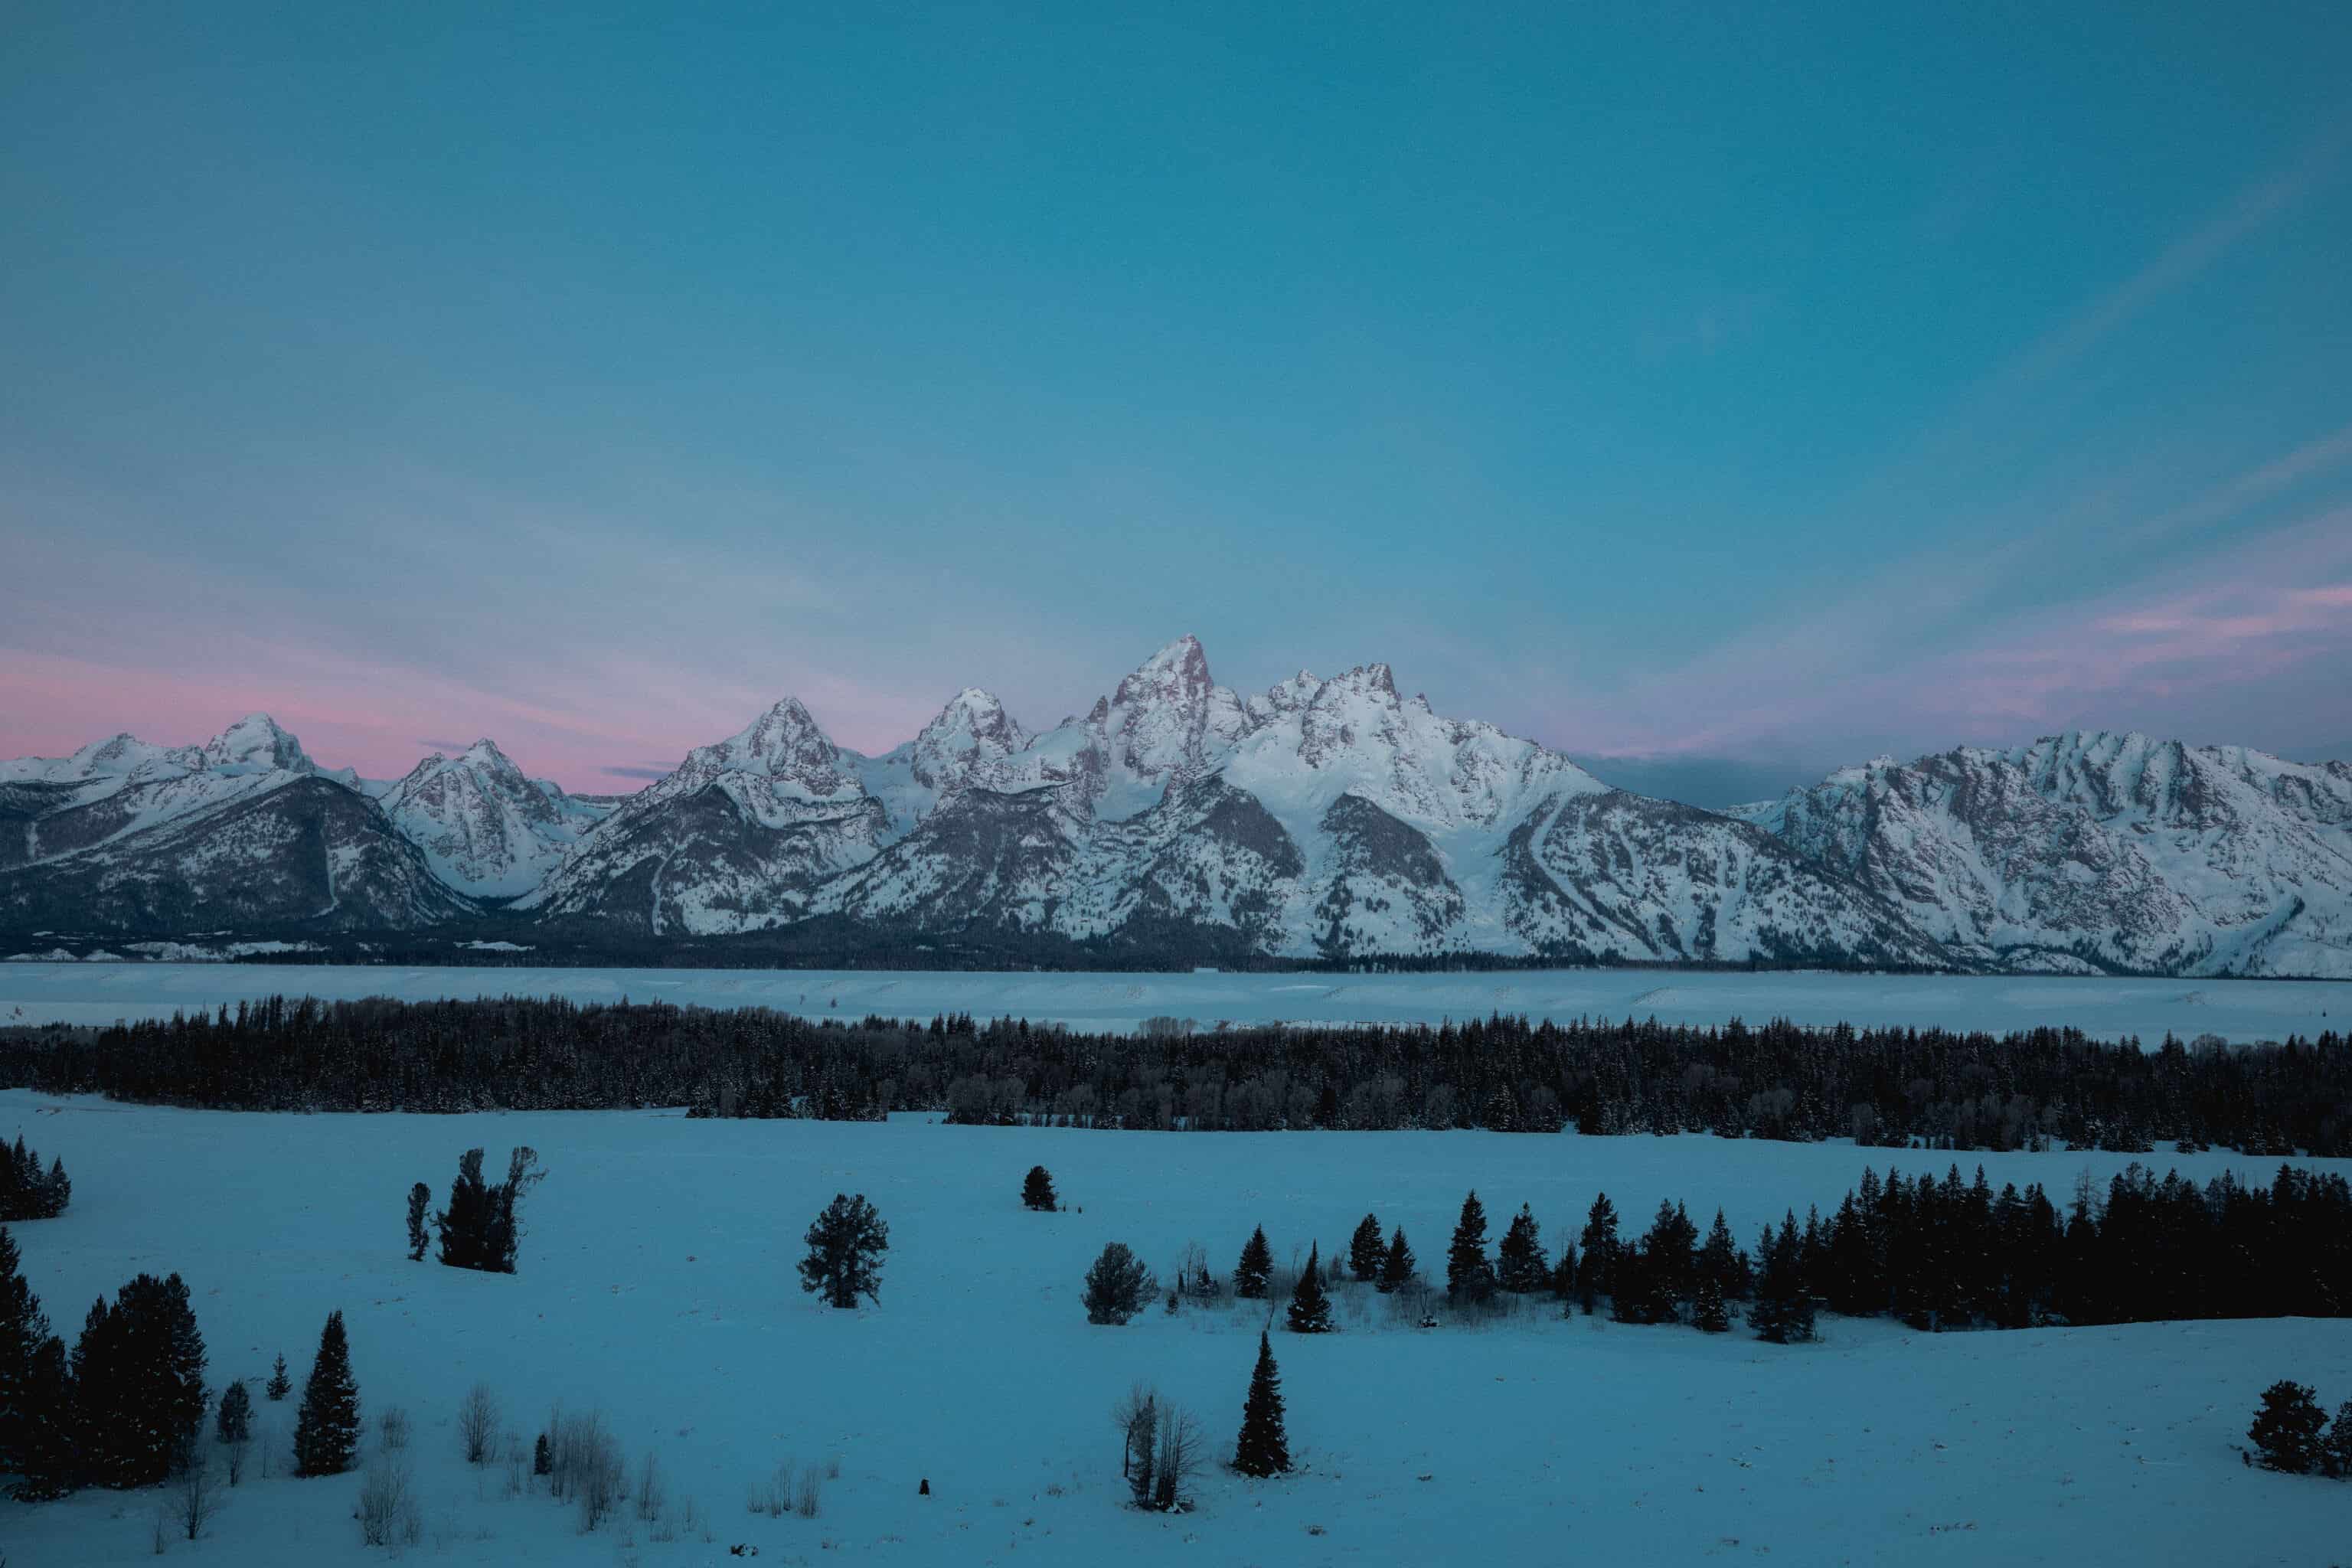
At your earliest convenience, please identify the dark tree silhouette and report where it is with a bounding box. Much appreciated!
[1577,1193,1621,1314]
[1021,1165,1058,1212]
[1378,1227,1416,1293]
[1348,1214,1384,1282]
[215,1380,251,1445]
[1285,1244,1332,1334]
[265,1353,290,1402]
[798,1193,888,1308]
[2248,1380,2327,1473]
[293,1309,360,1477]
[1498,1204,1549,1293]
[1233,1226,1273,1300]
[1446,1191,1495,1305]
[68,1271,207,1488]
[1083,1243,1155,1325]
[405,1182,430,1262]
[1233,1332,1291,1478]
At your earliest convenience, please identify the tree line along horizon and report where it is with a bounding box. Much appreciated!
[6,997,2348,1155]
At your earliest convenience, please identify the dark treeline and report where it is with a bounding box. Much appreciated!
[1578,1161,2352,1334]
[5,998,2350,1155]
[1,1133,72,1221]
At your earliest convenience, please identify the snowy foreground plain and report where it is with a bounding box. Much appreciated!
[5,961,2351,1043]
[5,1090,2350,1566]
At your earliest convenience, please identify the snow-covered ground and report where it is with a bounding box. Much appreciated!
[3,962,2349,1044]
[2,1089,2347,1566]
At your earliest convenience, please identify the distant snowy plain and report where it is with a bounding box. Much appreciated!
[2,1090,2347,1566]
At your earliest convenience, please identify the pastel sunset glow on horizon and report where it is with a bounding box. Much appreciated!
[5,5,2349,803]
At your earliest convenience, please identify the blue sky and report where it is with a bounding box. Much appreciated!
[3,2,2348,801]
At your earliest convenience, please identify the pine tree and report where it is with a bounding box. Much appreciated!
[1751,1217,1816,1344]
[405,1182,431,1262]
[1550,1238,1578,1304]
[265,1353,290,1402]
[1286,1244,1332,1333]
[1083,1243,1155,1325]
[1446,1191,1496,1305]
[67,1272,207,1488]
[215,1380,251,1445]
[1348,1214,1384,1282]
[436,1148,492,1269]
[9,1333,72,1499]
[2247,1380,2327,1473]
[1021,1165,1058,1212]
[1577,1193,1621,1313]
[1699,1208,1746,1301]
[1498,1204,1549,1293]
[1233,1332,1291,1477]
[1693,1272,1730,1333]
[2323,1400,2352,1479]
[0,1226,54,1476]
[1234,1226,1274,1300]
[798,1193,889,1308]
[534,1432,551,1475]
[292,1310,360,1478]
[1377,1227,1415,1293]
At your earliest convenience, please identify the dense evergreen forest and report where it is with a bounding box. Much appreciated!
[5,998,2347,1155]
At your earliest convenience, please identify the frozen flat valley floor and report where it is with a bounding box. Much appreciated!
[5,962,2351,1043]
[3,1089,2348,1566]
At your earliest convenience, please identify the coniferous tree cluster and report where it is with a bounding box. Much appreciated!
[0,1134,70,1220]
[21,997,2349,1156]
[0,1248,208,1498]
[433,1147,545,1273]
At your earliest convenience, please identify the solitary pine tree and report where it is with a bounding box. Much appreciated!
[1286,1245,1332,1333]
[1446,1191,1496,1305]
[1234,1226,1273,1300]
[798,1193,889,1308]
[216,1380,251,1444]
[405,1182,430,1262]
[1378,1227,1416,1293]
[292,1310,360,1477]
[2248,1380,2327,1473]
[265,1353,290,1402]
[1233,1332,1291,1477]
[1083,1243,1155,1325]
[1498,1204,1549,1293]
[1021,1165,1058,1212]
[1348,1214,1384,1282]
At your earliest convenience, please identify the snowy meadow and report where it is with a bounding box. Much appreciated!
[3,1086,2348,1566]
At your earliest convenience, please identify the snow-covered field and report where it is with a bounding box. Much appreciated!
[3,1088,2348,1566]
[4,962,2350,1044]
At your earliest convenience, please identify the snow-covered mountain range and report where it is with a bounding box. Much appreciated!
[4,640,2346,975]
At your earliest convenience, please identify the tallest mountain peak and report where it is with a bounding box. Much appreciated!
[202,712,312,775]
[1113,635,1213,710]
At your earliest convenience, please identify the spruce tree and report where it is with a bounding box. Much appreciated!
[1233,1226,1273,1300]
[1497,1204,1549,1293]
[1693,1272,1730,1333]
[2322,1400,2352,1479]
[405,1182,430,1262]
[1699,1209,1746,1301]
[798,1193,889,1308]
[1377,1227,1415,1293]
[1286,1244,1332,1333]
[0,1226,54,1476]
[436,1149,491,1270]
[10,1334,72,1499]
[215,1380,251,1445]
[265,1353,290,1402]
[1233,1332,1291,1477]
[1446,1191,1496,1306]
[1083,1243,1155,1325]
[1021,1165,1058,1212]
[292,1310,361,1478]
[1348,1214,1385,1282]
[1550,1238,1578,1304]
[67,1272,206,1488]
[2248,1380,2326,1473]
[1577,1193,1620,1313]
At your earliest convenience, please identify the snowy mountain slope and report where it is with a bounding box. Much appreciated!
[377,739,611,900]
[518,697,887,934]
[1737,731,2352,976]
[849,688,1030,839]
[0,715,320,872]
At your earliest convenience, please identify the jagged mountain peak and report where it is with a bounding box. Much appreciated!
[202,713,313,776]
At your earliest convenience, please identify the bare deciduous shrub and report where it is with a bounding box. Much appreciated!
[357,1454,422,1547]
[793,1462,822,1519]
[175,1452,221,1541]
[223,1438,249,1488]
[1112,1383,1159,1492]
[1147,1406,1205,1512]
[634,1450,665,1523]
[457,1382,501,1465]
[503,1434,527,1498]
[377,1406,410,1452]
[544,1410,625,1531]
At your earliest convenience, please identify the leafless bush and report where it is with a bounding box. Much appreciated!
[1147,1406,1204,1511]
[175,1452,221,1540]
[151,1504,168,1555]
[377,1406,410,1452]
[457,1382,501,1465]
[503,1432,527,1497]
[223,1438,249,1488]
[544,1410,625,1531]
[357,1454,422,1547]
[792,1462,822,1519]
[634,1450,665,1523]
